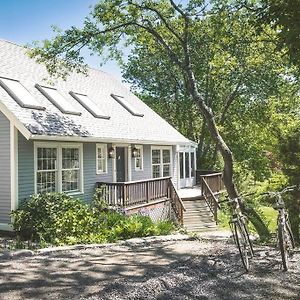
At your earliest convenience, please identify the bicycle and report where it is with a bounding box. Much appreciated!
[218,195,254,272]
[262,186,296,271]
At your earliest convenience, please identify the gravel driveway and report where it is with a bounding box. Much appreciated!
[0,236,299,300]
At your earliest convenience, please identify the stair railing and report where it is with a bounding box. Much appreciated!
[168,179,186,225]
[201,177,219,222]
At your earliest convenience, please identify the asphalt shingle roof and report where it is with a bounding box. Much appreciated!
[0,39,191,145]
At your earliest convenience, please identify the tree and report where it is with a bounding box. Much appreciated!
[30,0,280,237]
[242,0,300,66]
[277,121,300,244]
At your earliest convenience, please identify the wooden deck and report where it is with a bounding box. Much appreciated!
[97,171,225,225]
[177,186,202,199]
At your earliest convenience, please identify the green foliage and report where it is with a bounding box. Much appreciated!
[11,193,175,247]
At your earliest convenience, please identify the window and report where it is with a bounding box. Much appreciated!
[179,152,184,179]
[69,92,110,119]
[35,143,83,194]
[35,85,81,115]
[62,148,80,192]
[191,152,195,177]
[36,148,57,193]
[185,152,190,178]
[134,146,143,171]
[152,147,171,178]
[111,94,144,117]
[96,144,107,174]
[0,77,45,110]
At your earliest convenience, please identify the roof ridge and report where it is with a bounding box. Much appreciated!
[0,38,115,79]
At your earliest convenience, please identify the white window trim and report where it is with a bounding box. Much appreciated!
[34,142,84,195]
[151,146,172,178]
[134,145,143,171]
[96,143,108,174]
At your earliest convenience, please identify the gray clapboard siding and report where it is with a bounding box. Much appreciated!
[82,143,113,203]
[18,133,34,203]
[18,139,114,204]
[0,111,11,223]
[131,145,152,181]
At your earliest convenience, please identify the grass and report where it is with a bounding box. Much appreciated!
[259,205,277,233]
[217,205,278,234]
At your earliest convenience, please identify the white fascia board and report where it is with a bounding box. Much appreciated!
[29,134,191,146]
[0,101,31,140]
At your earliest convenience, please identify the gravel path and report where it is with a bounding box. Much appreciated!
[0,236,299,300]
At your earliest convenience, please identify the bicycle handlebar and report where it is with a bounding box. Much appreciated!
[217,186,297,209]
[261,185,296,198]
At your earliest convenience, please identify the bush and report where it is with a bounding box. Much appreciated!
[11,193,175,247]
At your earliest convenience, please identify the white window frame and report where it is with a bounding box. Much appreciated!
[134,145,143,171]
[96,144,108,174]
[34,142,84,195]
[151,146,172,178]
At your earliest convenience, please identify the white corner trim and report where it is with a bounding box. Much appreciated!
[10,123,18,214]
[0,101,31,140]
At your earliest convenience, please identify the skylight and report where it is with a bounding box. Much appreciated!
[35,84,81,115]
[111,94,144,117]
[0,77,45,110]
[69,91,110,119]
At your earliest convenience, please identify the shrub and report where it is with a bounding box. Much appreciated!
[11,192,175,247]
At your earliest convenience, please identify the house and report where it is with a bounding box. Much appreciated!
[0,39,210,231]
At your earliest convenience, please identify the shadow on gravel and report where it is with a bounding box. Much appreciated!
[0,241,299,300]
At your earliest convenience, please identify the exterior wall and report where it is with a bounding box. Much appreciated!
[131,145,152,181]
[18,137,180,206]
[0,112,11,223]
[18,133,34,203]
[82,142,113,203]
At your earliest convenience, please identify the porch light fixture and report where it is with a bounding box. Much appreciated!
[108,147,115,158]
[132,146,139,158]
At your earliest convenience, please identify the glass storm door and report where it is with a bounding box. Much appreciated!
[179,151,195,188]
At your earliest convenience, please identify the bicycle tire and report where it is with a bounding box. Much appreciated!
[241,220,254,258]
[234,221,250,271]
[286,221,295,251]
[278,223,289,271]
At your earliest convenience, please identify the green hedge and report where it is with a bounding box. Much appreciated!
[11,193,174,246]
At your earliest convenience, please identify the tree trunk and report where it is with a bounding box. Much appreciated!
[185,65,270,239]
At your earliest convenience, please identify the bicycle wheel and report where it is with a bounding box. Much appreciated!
[241,219,254,258]
[286,221,295,251]
[278,223,289,271]
[234,221,250,271]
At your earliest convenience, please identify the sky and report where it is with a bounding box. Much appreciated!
[0,0,124,82]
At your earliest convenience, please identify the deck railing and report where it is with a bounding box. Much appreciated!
[196,170,224,194]
[97,177,185,224]
[196,170,225,222]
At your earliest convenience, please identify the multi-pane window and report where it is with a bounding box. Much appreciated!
[163,150,171,177]
[185,152,190,178]
[191,152,195,177]
[36,148,57,193]
[62,148,80,192]
[35,144,82,194]
[152,148,171,178]
[134,146,143,171]
[179,152,184,179]
[96,144,107,174]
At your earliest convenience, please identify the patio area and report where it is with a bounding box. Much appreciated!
[177,186,202,199]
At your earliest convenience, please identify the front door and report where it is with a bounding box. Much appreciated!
[116,147,126,182]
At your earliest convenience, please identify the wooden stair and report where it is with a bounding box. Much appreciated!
[182,197,217,232]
